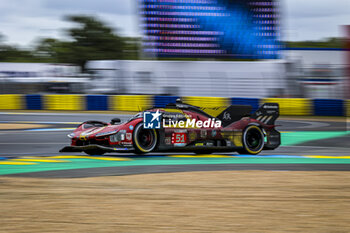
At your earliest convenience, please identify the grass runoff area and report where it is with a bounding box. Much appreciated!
[1,171,350,232]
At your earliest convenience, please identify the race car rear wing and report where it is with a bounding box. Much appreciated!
[251,103,279,125]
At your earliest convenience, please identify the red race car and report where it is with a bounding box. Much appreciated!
[60,100,280,155]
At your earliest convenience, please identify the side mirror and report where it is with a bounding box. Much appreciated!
[111,118,121,125]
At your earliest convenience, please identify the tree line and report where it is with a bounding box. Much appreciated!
[286,37,344,49]
[0,15,140,69]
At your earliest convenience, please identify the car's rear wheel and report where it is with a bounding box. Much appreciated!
[133,123,158,154]
[85,149,105,156]
[238,125,264,155]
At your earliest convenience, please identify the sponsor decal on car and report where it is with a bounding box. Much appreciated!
[122,141,132,144]
[189,131,197,141]
[126,133,132,141]
[165,137,171,145]
[263,105,278,109]
[171,132,187,146]
[200,130,207,138]
[223,112,231,120]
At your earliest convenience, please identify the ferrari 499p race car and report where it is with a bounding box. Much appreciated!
[60,100,281,155]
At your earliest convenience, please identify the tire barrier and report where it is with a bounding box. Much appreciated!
[0,94,23,110]
[313,99,345,117]
[109,95,152,112]
[182,96,230,108]
[44,95,84,111]
[154,96,179,108]
[0,94,348,116]
[86,95,108,111]
[232,98,260,113]
[26,94,42,110]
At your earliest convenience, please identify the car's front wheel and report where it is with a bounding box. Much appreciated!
[238,125,265,155]
[133,123,158,154]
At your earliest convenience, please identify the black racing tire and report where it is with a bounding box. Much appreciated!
[133,123,158,154]
[84,149,105,156]
[237,125,265,155]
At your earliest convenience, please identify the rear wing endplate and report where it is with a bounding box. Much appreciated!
[251,103,279,125]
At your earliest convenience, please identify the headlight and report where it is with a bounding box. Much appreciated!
[110,130,126,142]
[67,133,75,138]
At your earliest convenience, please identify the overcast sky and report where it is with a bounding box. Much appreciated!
[1,0,350,48]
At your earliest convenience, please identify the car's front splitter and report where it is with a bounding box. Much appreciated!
[59,144,133,153]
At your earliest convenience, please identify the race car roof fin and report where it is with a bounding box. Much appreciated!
[216,105,252,127]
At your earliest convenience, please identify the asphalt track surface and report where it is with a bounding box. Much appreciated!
[0,111,349,178]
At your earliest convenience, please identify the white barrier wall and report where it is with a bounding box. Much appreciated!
[284,50,346,66]
[87,60,286,98]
